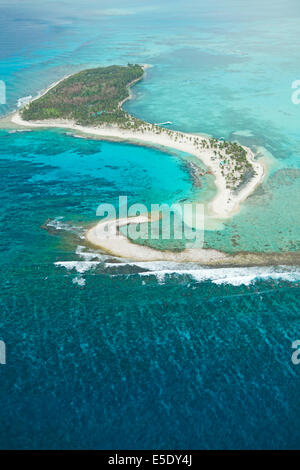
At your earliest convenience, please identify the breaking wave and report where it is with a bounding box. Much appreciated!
[133,265,300,285]
[54,246,300,287]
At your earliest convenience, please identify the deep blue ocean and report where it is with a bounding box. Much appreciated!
[0,0,299,449]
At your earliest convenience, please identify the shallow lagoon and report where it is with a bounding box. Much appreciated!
[0,0,299,450]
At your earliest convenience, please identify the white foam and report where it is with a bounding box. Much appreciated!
[47,217,85,239]
[17,95,32,108]
[75,245,107,262]
[54,249,300,286]
[54,245,115,279]
[54,261,100,274]
[120,265,300,286]
[72,276,86,286]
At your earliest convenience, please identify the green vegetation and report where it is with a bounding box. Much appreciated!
[206,138,255,191]
[21,64,144,126]
[21,64,256,192]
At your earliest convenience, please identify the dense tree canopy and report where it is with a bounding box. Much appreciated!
[21,64,255,193]
[22,64,144,126]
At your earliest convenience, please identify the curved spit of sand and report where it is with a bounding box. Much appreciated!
[10,110,265,220]
[8,63,265,221]
[86,214,300,266]
[7,68,290,266]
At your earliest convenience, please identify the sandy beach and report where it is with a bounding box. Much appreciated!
[85,214,300,266]
[6,65,265,222]
[10,113,265,220]
[4,69,270,264]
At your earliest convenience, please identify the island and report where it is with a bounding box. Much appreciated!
[13,64,264,216]
[8,64,275,264]
[21,64,144,127]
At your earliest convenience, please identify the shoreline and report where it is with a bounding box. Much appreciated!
[2,67,274,265]
[4,63,265,221]
[9,115,265,220]
[119,64,151,108]
[86,214,300,266]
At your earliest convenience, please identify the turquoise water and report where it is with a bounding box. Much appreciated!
[0,0,300,449]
